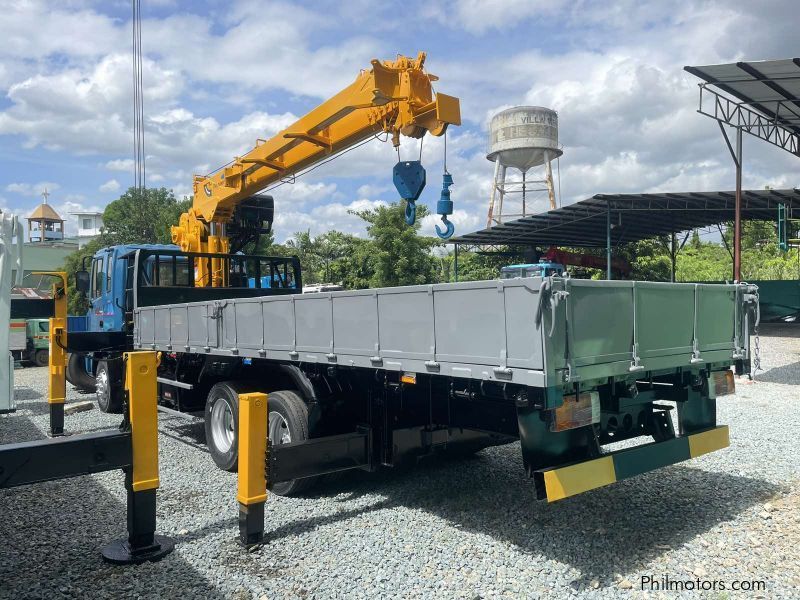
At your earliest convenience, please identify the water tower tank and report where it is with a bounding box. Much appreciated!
[487,106,562,172]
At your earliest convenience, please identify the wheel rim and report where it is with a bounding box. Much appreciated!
[210,397,235,453]
[268,411,291,445]
[96,368,110,408]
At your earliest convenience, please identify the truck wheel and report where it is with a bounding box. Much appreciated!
[205,381,250,472]
[267,390,318,496]
[67,353,96,392]
[33,349,49,367]
[203,385,318,495]
[96,360,124,414]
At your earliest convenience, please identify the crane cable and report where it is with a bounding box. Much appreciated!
[132,0,146,194]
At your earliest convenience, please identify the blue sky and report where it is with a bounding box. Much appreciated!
[1,0,798,242]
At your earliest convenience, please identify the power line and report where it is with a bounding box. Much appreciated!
[132,0,145,193]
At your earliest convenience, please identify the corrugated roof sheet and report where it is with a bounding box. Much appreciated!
[452,189,800,248]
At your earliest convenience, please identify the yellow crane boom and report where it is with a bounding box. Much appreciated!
[172,52,461,286]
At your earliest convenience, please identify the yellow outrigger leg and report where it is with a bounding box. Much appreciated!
[237,392,268,547]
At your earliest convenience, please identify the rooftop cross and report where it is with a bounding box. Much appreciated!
[41,188,49,204]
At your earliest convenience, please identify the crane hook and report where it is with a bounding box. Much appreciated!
[435,216,455,239]
[404,200,417,226]
[435,172,455,240]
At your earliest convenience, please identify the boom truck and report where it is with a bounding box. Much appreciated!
[70,53,760,502]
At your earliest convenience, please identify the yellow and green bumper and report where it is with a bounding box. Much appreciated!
[535,425,729,502]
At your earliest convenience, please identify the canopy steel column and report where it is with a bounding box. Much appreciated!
[670,232,676,282]
[606,201,612,280]
[717,122,743,282]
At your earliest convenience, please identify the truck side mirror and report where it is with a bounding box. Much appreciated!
[75,270,90,294]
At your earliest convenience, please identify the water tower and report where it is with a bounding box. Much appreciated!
[486,106,562,227]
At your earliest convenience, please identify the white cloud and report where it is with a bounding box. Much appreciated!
[1,0,798,244]
[105,158,134,171]
[424,0,566,35]
[5,181,60,197]
[275,198,388,241]
[99,179,120,193]
[356,184,391,198]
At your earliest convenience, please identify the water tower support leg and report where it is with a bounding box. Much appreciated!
[544,150,556,210]
[497,165,507,225]
[486,161,501,228]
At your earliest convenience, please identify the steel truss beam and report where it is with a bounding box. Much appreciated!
[696,85,800,157]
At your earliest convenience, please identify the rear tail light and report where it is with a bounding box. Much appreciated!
[550,391,600,432]
[710,370,735,397]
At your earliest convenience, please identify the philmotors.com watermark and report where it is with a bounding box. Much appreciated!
[641,574,767,592]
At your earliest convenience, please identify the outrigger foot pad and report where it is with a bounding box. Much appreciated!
[100,534,175,565]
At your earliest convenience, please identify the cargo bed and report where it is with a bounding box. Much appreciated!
[134,277,754,389]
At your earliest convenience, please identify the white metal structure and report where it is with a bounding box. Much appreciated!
[486,106,563,226]
[0,212,23,412]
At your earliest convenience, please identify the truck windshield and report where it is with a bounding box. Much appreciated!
[135,251,300,290]
[501,266,543,279]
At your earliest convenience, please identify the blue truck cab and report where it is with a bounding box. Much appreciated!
[67,243,303,407]
[85,243,179,333]
[500,262,565,279]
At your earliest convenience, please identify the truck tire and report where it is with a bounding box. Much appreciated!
[33,349,49,367]
[203,385,318,495]
[67,353,96,392]
[204,381,250,473]
[95,359,124,414]
[267,390,318,496]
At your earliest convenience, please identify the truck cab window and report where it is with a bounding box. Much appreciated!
[106,256,113,296]
[92,257,104,298]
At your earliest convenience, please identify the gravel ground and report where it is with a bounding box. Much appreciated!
[1,324,798,599]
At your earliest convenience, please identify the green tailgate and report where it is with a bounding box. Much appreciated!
[544,280,746,382]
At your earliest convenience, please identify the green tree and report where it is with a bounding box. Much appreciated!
[62,238,104,314]
[352,203,438,287]
[328,236,374,289]
[102,187,190,245]
[61,187,190,313]
[450,250,512,282]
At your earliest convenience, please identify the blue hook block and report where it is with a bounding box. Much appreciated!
[393,161,426,202]
[437,172,454,217]
[435,172,455,239]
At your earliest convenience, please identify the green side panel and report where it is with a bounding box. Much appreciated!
[567,281,633,367]
[635,283,694,358]
[696,284,736,352]
[612,436,690,480]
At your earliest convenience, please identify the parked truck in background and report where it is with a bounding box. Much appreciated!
[9,318,49,366]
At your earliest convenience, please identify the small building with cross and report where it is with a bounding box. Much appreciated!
[27,189,65,243]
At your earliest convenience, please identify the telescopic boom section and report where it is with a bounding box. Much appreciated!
[172,52,461,286]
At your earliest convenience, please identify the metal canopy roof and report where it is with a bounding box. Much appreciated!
[685,59,800,134]
[452,189,800,248]
[685,59,800,156]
